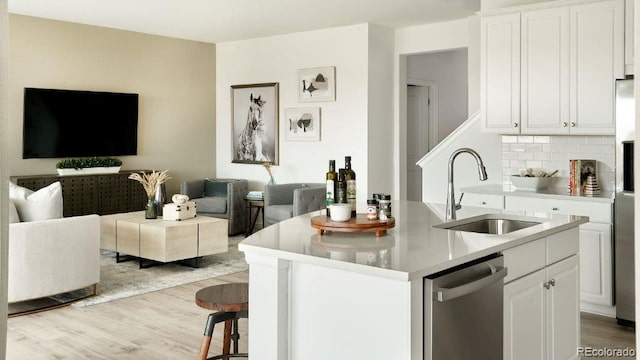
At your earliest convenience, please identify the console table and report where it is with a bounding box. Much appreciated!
[11,170,148,217]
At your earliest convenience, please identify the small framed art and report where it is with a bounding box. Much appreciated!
[284,107,321,141]
[298,66,335,102]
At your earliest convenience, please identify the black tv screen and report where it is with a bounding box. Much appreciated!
[23,87,139,159]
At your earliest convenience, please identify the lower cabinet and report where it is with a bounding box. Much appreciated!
[503,228,580,360]
[578,222,613,307]
[503,194,614,315]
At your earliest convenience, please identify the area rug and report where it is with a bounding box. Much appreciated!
[66,235,248,307]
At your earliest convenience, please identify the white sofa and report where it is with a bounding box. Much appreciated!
[8,214,101,303]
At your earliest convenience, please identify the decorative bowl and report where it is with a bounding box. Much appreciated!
[329,204,351,222]
[172,194,189,204]
[510,175,554,191]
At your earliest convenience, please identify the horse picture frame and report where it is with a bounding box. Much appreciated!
[231,83,279,165]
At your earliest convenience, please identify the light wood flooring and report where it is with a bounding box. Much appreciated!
[6,270,637,359]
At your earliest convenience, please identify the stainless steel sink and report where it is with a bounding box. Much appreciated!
[435,215,542,235]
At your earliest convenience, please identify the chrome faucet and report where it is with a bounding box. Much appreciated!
[446,148,488,221]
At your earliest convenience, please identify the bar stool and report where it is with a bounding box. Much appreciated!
[195,283,249,360]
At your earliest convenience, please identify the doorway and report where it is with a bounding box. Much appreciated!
[406,81,437,201]
[403,48,468,202]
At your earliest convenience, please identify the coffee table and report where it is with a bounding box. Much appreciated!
[112,214,228,268]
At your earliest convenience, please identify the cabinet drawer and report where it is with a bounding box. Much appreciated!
[504,195,611,222]
[547,227,579,265]
[461,193,505,209]
[503,238,546,283]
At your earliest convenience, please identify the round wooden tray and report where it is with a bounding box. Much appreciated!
[310,214,395,237]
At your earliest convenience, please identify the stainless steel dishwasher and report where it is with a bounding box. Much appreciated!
[425,254,507,359]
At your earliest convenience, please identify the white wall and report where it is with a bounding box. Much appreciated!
[417,113,502,204]
[407,49,469,141]
[367,25,395,197]
[0,0,8,355]
[394,18,486,201]
[217,24,387,211]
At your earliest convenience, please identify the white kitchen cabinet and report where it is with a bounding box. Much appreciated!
[480,0,624,135]
[481,13,521,133]
[503,229,579,360]
[504,268,546,360]
[520,7,570,134]
[460,192,505,209]
[578,222,613,306]
[569,0,624,135]
[504,194,614,316]
[546,255,580,360]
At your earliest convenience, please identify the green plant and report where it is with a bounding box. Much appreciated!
[56,157,123,169]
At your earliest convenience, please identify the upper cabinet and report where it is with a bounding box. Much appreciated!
[481,0,625,135]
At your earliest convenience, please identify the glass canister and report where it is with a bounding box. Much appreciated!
[366,199,378,220]
[378,195,392,220]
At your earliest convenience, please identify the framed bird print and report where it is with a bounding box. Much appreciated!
[298,66,336,102]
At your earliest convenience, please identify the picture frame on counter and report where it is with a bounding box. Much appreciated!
[284,107,321,141]
[298,66,335,102]
[231,82,279,165]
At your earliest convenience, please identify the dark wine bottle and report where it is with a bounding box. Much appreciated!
[344,156,356,216]
[336,169,347,205]
[325,160,337,216]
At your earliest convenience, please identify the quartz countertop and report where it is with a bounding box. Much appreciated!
[238,200,588,281]
[462,184,614,204]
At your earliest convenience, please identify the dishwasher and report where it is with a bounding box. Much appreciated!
[425,254,507,360]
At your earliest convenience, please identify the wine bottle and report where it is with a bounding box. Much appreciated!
[344,156,356,216]
[325,160,337,216]
[336,169,347,205]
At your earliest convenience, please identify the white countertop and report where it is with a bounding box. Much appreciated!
[462,184,614,203]
[239,201,588,281]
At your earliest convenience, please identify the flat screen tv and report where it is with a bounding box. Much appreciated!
[23,87,139,159]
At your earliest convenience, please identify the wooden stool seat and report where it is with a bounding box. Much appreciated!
[195,283,249,360]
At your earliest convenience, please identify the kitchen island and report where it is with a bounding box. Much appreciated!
[238,201,588,360]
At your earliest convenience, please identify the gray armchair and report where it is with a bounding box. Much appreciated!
[181,178,248,235]
[264,183,326,226]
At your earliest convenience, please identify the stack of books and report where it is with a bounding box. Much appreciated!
[246,191,264,200]
[568,159,597,196]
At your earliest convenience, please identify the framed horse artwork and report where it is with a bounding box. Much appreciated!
[231,83,279,165]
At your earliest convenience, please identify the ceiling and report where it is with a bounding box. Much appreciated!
[8,0,479,44]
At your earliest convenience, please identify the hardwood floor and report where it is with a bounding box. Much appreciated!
[7,272,250,360]
[6,270,636,359]
[580,312,635,359]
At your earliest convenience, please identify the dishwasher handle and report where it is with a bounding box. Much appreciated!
[433,266,507,302]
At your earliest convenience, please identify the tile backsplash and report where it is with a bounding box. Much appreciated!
[502,135,615,192]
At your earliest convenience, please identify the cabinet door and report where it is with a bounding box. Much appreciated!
[521,7,570,134]
[504,269,546,360]
[481,13,521,133]
[546,255,580,360]
[569,0,624,135]
[579,222,613,306]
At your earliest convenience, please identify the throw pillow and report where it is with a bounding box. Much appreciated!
[8,200,20,223]
[204,179,228,198]
[9,181,63,222]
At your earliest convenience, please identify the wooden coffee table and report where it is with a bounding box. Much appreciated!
[112,214,228,268]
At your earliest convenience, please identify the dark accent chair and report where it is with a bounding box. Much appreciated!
[264,183,326,226]
[181,179,248,236]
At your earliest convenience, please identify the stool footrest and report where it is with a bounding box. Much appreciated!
[207,354,248,360]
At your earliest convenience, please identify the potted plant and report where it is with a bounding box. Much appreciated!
[56,157,123,176]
